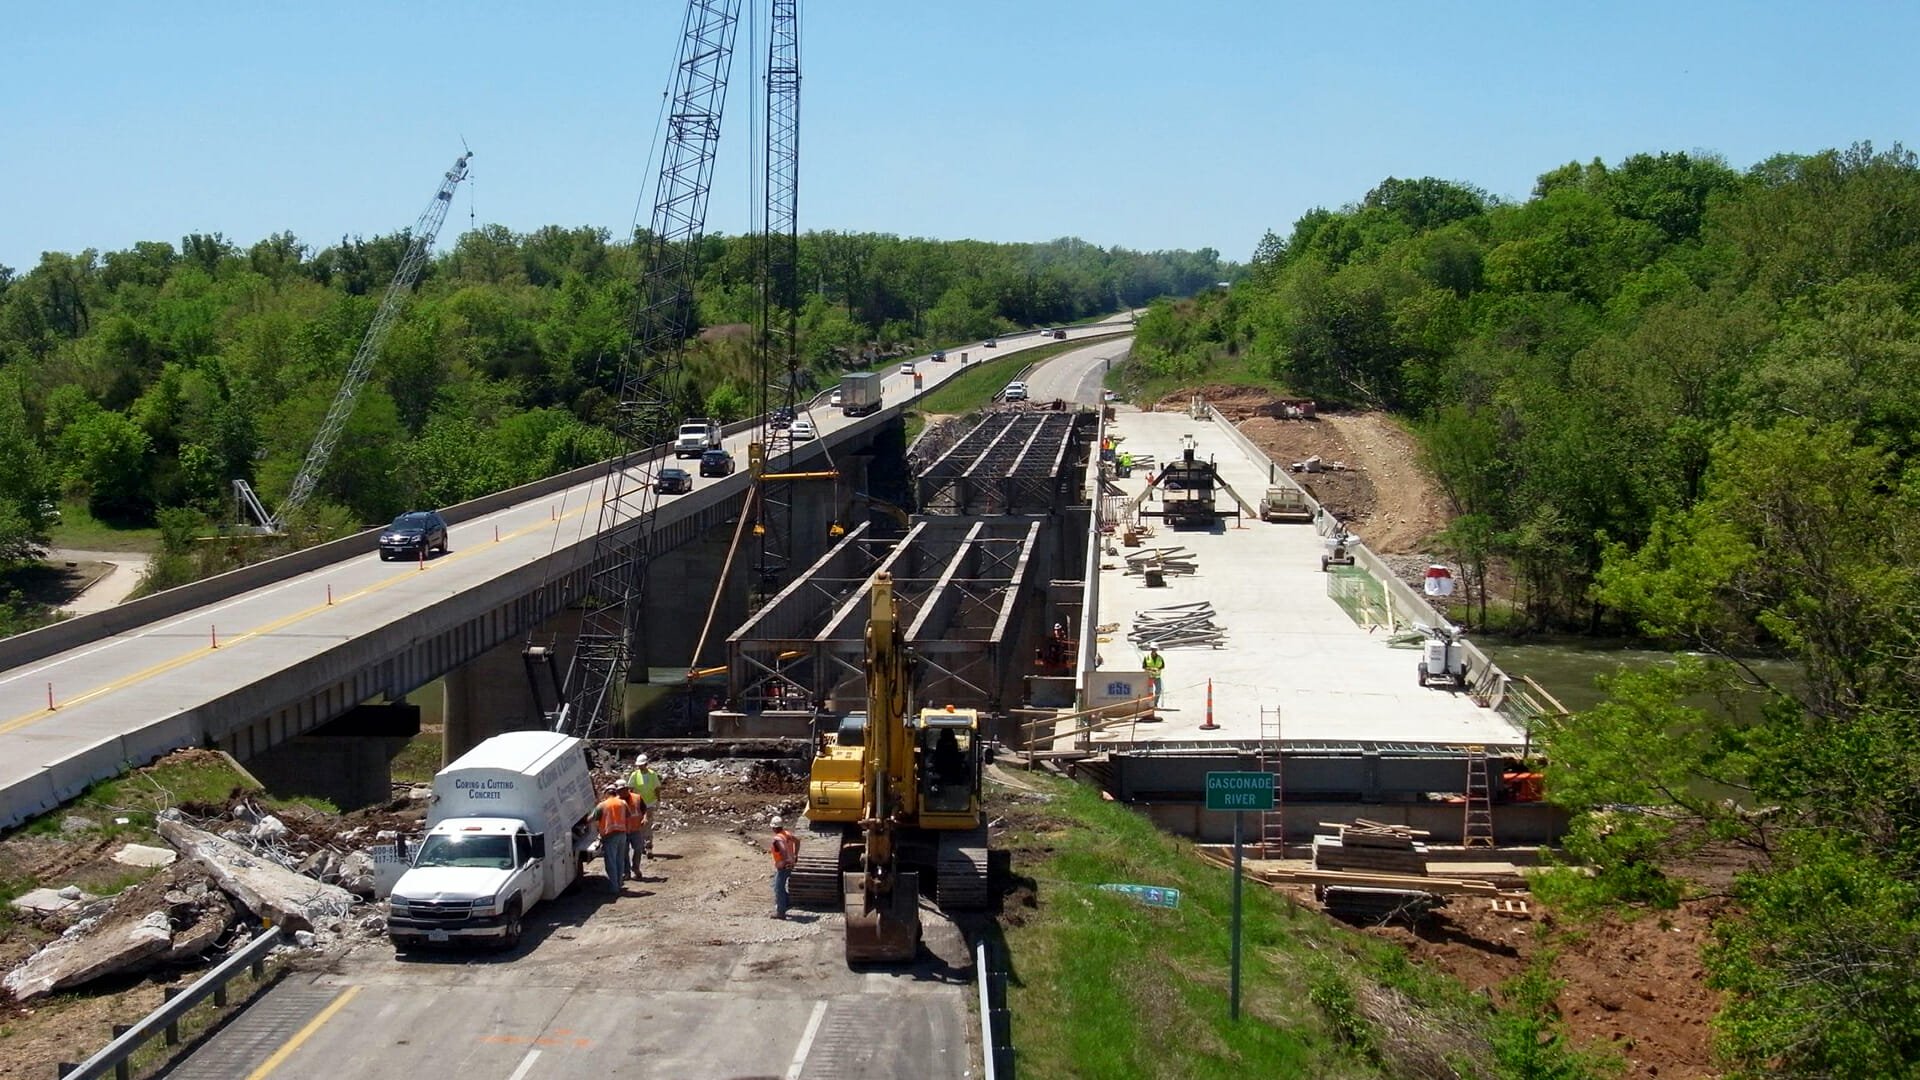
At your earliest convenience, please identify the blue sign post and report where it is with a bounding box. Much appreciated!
[1206,771,1275,1021]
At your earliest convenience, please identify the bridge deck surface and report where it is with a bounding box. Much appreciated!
[1093,408,1525,748]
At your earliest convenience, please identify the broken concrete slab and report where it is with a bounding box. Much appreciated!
[165,893,233,963]
[2,911,172,1002]
[9,887,97,916]
[158,815,354,932]
[113,843,179,869]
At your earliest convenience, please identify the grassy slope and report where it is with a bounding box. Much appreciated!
[997,774,1608,1079]
[46,498,163,553]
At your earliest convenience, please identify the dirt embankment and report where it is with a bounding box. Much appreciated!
[1157,385,1453,554]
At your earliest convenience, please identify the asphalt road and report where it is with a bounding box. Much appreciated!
[166,828,977,1080]
[1020,333,1132,405]
[0,318,1132,825]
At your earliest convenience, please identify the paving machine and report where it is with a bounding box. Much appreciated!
[1144,441,1238,529]
[793,572,991,962]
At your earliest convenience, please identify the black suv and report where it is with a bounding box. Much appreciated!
[699,448,735,477]
[655,467,694,495]
[379,510,449,560]
[771,406,794,429]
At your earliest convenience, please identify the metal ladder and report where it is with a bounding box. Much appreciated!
[1259,706,1285,857]
[1463,745,1495,848]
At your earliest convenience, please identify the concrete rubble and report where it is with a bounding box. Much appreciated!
[158,811,354,932]
[8,885,98,916]
[1,868,243,1001]
[113,842,179,869]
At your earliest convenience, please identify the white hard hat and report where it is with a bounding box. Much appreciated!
[770,816,784,829]
[636,754,650,766]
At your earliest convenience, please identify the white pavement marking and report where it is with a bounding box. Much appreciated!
[507,1049,541,1080]
[785,1000,829,1080]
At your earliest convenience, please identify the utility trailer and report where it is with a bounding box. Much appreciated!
[1260,485,1313,523]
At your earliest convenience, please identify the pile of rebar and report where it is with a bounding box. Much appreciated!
[1123,546,1196,577]
[1128,602,1226,649]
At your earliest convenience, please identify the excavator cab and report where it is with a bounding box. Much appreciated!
[916,709,980,819]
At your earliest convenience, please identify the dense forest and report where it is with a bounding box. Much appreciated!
[0,227,1223,565]
[1136,143,1920,1076]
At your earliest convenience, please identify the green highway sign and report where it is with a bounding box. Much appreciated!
[1099,883,1182,909]
[1205,771,1275,812]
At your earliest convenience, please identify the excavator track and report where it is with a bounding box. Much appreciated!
[789,824,846,909]
[934,827,991,911]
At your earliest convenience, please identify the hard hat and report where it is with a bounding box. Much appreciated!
[636,754,650,766]
[613,777,630,789]
[770,816,784,829]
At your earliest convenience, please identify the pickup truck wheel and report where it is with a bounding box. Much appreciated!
[500,902,523,950]
[1417,663,1429,688]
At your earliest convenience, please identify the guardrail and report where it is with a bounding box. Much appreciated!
[977,937,1014,1079]
[59,925,283,1079]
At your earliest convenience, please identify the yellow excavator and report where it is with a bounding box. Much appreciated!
[793,571,991,962]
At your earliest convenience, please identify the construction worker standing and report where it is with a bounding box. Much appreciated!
[1143,646,1166,706]
[628,754,662,857]
[623,783,649,881]
[595,782,631,892]
[769,817,801,919]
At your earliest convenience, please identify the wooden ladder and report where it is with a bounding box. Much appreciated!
[1259,705,1285,857]
[1463,745,1495,848]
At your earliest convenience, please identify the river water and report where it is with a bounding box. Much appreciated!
[1478,638,1800,715]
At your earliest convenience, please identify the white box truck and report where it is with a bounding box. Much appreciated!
[387,731,598,951]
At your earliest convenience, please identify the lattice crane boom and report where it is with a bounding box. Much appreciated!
[552,0,742,739]
[264,152,471,530]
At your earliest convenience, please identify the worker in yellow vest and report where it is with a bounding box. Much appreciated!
[1142,646,1166,706]
[628,755,661,857]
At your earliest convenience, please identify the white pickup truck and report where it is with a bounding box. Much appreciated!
[674,417,723,458]
[386,731,597,951]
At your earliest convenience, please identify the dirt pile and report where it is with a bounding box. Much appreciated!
[1151,386,1453,557]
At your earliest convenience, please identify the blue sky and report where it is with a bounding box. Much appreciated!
[4,2,1918,268]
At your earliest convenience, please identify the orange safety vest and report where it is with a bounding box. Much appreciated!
[624,792,648,826]
[597,795,630,836]
[770,830,799,870]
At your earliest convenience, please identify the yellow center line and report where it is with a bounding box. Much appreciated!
[245,983,362,1080]
[0,502,600,736]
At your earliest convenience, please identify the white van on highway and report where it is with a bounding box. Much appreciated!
[1003,381,1029,402]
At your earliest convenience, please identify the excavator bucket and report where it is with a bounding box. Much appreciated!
[844,871,922,964]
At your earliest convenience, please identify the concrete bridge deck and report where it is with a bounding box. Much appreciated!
[1089,407,1526,750]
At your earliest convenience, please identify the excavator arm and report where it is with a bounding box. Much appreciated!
[845,572,923,962]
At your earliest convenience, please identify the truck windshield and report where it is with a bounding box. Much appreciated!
[414,833,514,870]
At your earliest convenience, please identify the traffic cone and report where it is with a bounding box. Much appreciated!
[1199,678,1219,730]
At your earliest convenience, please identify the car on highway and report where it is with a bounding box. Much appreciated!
[829,389,843,408]
[1103,389,1117,402]
[654,467,693,495]
[772,405,794,429]
[378,510,449,561]
[983,337,997,348]
[899,361,916,376]
[931,350,946,362]
[789,417,817,440]
[699,448,735,477]
[1003,381,1029,402]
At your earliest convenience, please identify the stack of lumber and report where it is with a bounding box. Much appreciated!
[1128,601,1223,647]
[1312,821,1429,876]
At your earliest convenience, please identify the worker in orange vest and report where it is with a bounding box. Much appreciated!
[596,781,631,892]
[769,817,801,919]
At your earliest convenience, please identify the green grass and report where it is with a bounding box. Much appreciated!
[390,730,445,786]
[918,333,1129,415]
[46,498,164,553]
[997,774,1614,1079]
[16,750,261,842]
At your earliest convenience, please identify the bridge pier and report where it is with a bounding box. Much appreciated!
[242,702,421,810]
